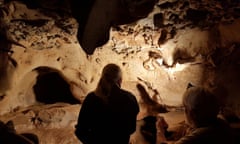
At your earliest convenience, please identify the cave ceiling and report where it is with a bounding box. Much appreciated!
[1,0,239,54]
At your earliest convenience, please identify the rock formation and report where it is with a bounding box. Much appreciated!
[0,0,240,143]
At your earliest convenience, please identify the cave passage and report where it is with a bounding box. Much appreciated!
[33,72,79,104]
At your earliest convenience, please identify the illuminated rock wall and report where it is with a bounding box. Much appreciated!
[0,0,240,143]
[1,0,240,113]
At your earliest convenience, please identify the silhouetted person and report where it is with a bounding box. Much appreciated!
[75,63,139,144]
[156,86,235,144]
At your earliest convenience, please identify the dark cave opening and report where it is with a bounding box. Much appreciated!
[33,70,79,104]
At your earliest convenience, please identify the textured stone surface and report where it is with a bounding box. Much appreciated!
[0,103,81,144]
[0,0,240,143]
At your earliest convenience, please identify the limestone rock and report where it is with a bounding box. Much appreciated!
[0,0,240,143]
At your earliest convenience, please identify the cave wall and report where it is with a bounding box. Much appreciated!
[0,0,240,143]
[0,0,240,117]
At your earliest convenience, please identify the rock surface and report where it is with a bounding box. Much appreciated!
[0,0,240,143]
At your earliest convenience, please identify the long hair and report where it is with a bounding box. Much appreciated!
[94,64,122,101]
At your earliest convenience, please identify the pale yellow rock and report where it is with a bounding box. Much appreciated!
[0,1,240,144]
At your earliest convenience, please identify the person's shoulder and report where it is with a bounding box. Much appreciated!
[175,128,206,144]
[82,92,105,107]
[84,92,98,101]
[120,89,135,98]
[120,89,139,105]
[86,92,96,97]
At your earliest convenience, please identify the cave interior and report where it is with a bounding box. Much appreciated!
[0,0,240,143]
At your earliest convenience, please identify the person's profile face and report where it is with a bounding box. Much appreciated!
[117,77,122,87]
[117,71,122,87]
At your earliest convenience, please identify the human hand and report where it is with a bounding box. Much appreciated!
[136,83,150,98]
[156,115,168,143]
